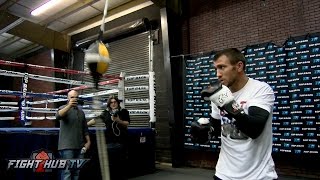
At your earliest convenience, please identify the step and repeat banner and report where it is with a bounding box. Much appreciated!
[183,33,320,154]
[183,53,220,151]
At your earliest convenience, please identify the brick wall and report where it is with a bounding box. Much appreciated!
[183,0,320,53]
[181,0,320,178]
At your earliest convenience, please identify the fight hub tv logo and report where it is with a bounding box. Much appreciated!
[7,149,89,172]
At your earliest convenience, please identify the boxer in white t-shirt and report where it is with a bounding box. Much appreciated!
[199,48,278,180]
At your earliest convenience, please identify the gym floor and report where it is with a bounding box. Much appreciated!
[129,164,318,180]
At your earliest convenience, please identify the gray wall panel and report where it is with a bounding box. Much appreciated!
[83,32,151,127]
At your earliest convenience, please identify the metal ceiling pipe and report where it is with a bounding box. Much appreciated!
[74,18,150,49]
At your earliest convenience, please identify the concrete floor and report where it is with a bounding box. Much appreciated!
[129,164,318,180]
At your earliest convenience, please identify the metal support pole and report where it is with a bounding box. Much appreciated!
[160,8,175,127]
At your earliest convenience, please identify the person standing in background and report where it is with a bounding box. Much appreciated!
[87,95,130,180]
[56,90,90,180]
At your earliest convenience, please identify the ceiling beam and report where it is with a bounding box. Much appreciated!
[63,0,153,36]
[151,0,183,15]
[10,43,43,58]
[0,11,70,52]
[0,17,24,35]
[39,0,98,26]
[0,0,18,11]
[150,0,166,8]
[0,10,19,30]
[0,35,21,49]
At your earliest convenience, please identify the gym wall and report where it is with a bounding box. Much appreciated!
[71,4,172,164]
[1,3,173,165]
[182,0,320,53]
[180,0,320,178]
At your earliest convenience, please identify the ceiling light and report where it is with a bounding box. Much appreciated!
[66,1,154,36]
[31,0,63,16]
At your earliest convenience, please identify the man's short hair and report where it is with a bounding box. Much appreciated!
[213,48,246,70]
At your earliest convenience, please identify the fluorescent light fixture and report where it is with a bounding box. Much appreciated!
[31,0,63,16]
[67,1,154,36]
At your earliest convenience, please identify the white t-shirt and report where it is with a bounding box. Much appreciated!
[211,78,278,180]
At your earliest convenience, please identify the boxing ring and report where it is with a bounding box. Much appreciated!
[0,59,156,179]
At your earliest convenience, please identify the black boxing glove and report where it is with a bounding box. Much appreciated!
[190,118,214,144]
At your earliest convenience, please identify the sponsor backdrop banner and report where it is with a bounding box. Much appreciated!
[183,33,320,154]
[183,53,220,151]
